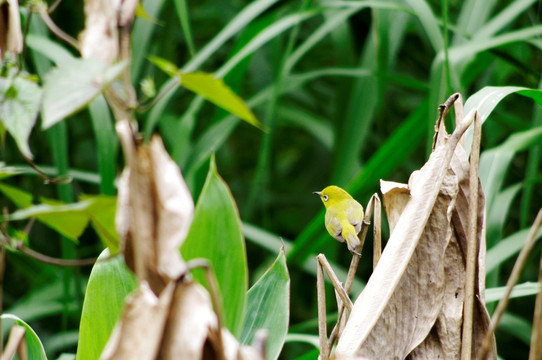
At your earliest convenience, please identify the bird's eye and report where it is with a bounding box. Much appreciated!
[323,195,329,202]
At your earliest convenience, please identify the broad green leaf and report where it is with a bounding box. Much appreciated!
[0,76,42,158]
[4,195,118,247]
[0,182,34,208]
[181,156,248,337]
[1,314,47,360]
[485,282,540,303]
[149,56,262,130]
[486,227,542,273]
[241,248,289,360]
[25,34,75,64]
[76,250,138,360]
[83,195,119,253]
[42,58,127,129]
[7,201,90,241]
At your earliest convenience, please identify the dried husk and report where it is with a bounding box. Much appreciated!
[333,107,496,359]
[106,122,263,359]
[0,0,23,57]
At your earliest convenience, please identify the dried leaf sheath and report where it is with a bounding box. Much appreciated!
[332,97,496,359]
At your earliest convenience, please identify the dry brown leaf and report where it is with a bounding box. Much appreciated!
[101,281,175,360]
[115,121,193,294]
[0,0,23,57]
[333,108,491,359]
[158,280,218,360]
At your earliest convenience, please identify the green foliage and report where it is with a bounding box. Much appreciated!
[181,156,248,337]
[241,248,290,360]
[1,314,47,360]
[1,0,542,358]
[76,250,137,360]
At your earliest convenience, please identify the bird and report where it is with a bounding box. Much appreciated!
[313,185,364,255]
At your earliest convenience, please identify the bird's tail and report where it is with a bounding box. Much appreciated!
[342,226,361,255]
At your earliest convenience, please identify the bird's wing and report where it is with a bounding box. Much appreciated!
[325,208,344,242]
[346,200,364,233]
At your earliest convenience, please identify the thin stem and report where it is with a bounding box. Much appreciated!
[478,208,542,359]
[48,0,63,13]
[372,194,382,268]
[38,9,80,51]
[0,245,4,355]
[1,325,26,360]
[317,254,353,312]
[326,194,378,355]
[529,252,542,360]
[317,257,329,360]
[461,111,481,360]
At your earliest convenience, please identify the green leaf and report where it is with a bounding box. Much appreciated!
[0,182,34,208]
[486,227,542,273]
[0,76,42,158]
[42,58,128,129]
[181,156,248,337]
[7,201,90,241]
[485,282,540,303]
[4,195,118,247]
[499,312,532,345]
[25,34,75,64]
[479,126,542,219]
[241,248,289,360]
[76,250,138,360]
[1,314,47,360]
[83,195,120,253]
[149,56,262,130]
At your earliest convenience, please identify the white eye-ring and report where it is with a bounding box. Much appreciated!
[323,194,329,202]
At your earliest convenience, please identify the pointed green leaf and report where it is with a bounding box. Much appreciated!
[241,248,289,360]
[1,314,47,360]
[0,76,42,158]
[76,250,138,360]
[181,156,248,336]
[0,182,34,208]
[149,55,262,130]
[42,58,127,129]
[485,282,541,303]
[84,195,120,253]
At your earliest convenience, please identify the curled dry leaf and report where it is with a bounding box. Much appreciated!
[109,122,263,359]
[333,104,496,359]
[0,0,23,57]
[116,120,193,294]
[101,281,176,360]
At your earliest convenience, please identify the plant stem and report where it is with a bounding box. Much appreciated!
[478,208,542,359]
[461,111,481,360]
[529,252,542,360]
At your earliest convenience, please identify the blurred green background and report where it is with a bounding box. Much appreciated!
[2,0,542,359]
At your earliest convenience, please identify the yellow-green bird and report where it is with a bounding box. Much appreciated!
[313,185,364,255]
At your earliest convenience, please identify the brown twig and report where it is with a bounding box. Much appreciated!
[23,154,72,185]
[317,257,329,360]
[529,251,542,360]
[461,110,481,360]
[478,208,542,359]
[1,325,26,360]
[326,194,378,356]
[372,194,382,268]
[0,245,4,355]
[317,255,353,312]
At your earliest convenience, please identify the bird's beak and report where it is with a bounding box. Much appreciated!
[313,191,321,196]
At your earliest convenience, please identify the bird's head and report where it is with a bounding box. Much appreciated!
[313,185,352,208]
